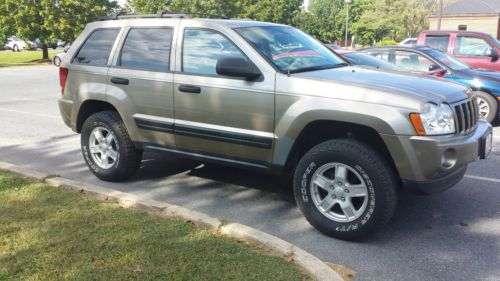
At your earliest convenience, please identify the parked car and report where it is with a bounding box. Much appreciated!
[360,46,500,123]
[326,44,343,50]
[332,49,403,71]
[53,52,65,66]
[4,36,35,51]
[417,30,500,71]
[57,13,492,240]
[399,38,417,46]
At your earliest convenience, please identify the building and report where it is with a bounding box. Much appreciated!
[429,0,500,39]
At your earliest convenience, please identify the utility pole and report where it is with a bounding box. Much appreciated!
[437,0,443,30]
[345,0,352,48]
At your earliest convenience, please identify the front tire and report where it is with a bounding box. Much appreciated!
[476,91,498,123]
[12,45,19,52]
[81,111,142,182]
[293,139,397,240]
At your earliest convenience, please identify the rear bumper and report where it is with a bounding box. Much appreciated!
[58,98,74,129]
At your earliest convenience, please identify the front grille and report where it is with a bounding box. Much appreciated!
[453,98,479,134]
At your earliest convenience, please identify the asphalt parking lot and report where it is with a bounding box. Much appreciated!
[1,66,499,281]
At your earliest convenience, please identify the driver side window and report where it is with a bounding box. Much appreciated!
[394,51,435,72]
[455,36,492,57]
[182,28,247,76]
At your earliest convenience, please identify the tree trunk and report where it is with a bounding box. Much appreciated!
[42,43,49,60]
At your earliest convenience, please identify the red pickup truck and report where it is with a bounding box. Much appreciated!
[417,31,500,71]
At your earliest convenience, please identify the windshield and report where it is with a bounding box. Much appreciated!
[342,52,402,71]
[235,26,346,73]
[426,49,470,71]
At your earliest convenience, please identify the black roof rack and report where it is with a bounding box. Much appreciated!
[99,10,229,21]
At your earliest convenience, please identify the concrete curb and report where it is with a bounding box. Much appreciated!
[0,160,344,281]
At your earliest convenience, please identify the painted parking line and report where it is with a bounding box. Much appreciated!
[464,175,500,184]
[0,108,59,119]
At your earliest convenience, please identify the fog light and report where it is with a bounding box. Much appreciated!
[441,149,457,170]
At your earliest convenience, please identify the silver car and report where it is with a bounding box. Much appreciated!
[57,13,492,240]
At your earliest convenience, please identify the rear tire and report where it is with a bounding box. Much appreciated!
[476,91,498,123]
[81,110,142,182]
[12,45,19,52]
[293,139,397,240]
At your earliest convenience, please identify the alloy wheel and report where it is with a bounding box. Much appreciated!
[88,127,118,169]
[310,162,369,222]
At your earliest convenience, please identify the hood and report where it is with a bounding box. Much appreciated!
[460,68,500,82]
[293,66,470,104]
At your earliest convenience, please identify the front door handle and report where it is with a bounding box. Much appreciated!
[111,77,129,85]
[178,85,201,94]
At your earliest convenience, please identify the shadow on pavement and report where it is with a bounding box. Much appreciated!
[0,137,500,280]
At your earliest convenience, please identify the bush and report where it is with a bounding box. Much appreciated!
[375,39,398,46]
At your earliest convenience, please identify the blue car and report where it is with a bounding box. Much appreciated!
[361,46,500,123]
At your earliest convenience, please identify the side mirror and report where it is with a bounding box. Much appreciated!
[216,57,261,81]
[488,48,499,61]
[429,64,441,71]
[63,46,70,53]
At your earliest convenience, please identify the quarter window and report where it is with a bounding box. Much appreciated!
[120,28,173,71]
[182,29,247,76]
[73,29,119,66]
[455,36,492,57]
[425,35,450,52]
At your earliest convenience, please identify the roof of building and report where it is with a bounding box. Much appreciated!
[432,0,500,16]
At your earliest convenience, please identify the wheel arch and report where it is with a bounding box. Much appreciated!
[273,119,401,181]
[76,100,119,133]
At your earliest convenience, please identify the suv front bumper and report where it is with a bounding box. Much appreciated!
[381,120,492,194]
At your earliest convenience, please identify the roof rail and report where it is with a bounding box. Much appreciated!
[98,10,229,21]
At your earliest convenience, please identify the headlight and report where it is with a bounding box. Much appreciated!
[410,103,455,135]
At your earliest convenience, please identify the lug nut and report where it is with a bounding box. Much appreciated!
[344,189,349,193]
[338,182,343,186]
[332,195,337,199]
[341,197,345,201]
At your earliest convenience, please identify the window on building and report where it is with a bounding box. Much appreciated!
[458,25,467,31]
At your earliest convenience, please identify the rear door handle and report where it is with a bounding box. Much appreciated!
[178,85,201,94]
[111,77,129,85]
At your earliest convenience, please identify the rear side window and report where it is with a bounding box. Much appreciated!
[73,29,119,66]
[119,28,173,71]
[425,35,450,52]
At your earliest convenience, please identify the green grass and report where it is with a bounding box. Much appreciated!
[0,171,309,281]
[0,50,59,67]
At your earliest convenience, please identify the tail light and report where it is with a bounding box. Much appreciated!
[59,67,69,96]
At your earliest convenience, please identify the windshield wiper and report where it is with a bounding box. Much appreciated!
[288,63,348,74]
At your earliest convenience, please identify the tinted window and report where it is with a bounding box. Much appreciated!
[455,36,492,57]
[342,52,401,71]
[73,29,119,66]
[183,29,246,75]
[120,28,173,71]
[425,35,450,52]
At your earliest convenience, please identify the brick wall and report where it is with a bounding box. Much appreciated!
[428,15,500,39]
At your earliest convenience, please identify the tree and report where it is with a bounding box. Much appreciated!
[127,0,303,24]
[244,0,303,25]
[126,0,249,18]
[0,0,118,59]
